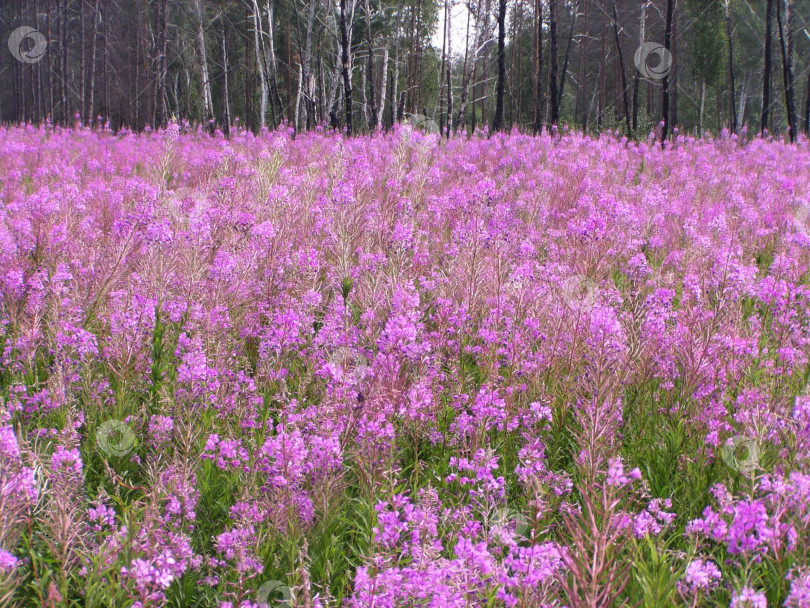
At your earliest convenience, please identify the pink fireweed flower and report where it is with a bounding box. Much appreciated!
[677,558,722,595]
[731,587,767,608]
[606,458,641,487]
[0,548,19,571]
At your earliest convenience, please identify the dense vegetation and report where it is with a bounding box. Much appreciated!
[1,124,810,607]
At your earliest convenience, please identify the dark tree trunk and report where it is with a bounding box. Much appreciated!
[661,0,674,143]
[221,18,230,135]
[88,0,100,125]
[598,8,606,129]
[267,0,285,126]
[446,39,453,137]
[725,0,737,133]
[612,0,631,133]
[669,0,680,128]
[60,0,69,125]
[365,0,377,131]
[633,1,647,133]
[776,0,796,142]
[534,0,544,133]
[579,0,589,131]
[557,0,578,114]
[80,0,86,123]
[761,0,773,135]
[492,0,507,131]
[438,0,448,131]
[548,0,559,126]
[805,68,810,136]
[152,0,168,128]
[47,0,55,121]
[339,0,353,136]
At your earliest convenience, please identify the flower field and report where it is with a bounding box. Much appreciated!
[2,124,810,608]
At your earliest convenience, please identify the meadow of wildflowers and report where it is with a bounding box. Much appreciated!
[1,123,810,608]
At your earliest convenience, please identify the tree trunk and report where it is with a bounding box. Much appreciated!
[446,22,453,137]
[516,0,524,125]
[194,0,214,123]
[578,0,588,130]
[776,0,796,142]
[479,0,492,129]
[152,0,168,128]
[534,0,544,133]
[221,17,231,134]
[724,0,737,133]
[492,0,507,131]
[246,8,255,131]
[103,0,109,124]
[761,0,773,135]
[47,0,55,122]
[377,46,388,128]
[361,64,369,125]
[612,0,631,133]
[365,0,377,131]
[339,0,353,136]
[88,0,100,125]
[457,0,486,132]
[266,0,284,126]
[302,0,320,130]
[668,0,680,130]
[413,0,424,114]
[633,1,648,132]
[661,0,674,143]
[436,0,449,124]
[548,0,559,126]
[295,61,304,131]
[60,0,69,124]
[557,0,578,115]
[392,37,400,125]
[598,7,606,129]
[80,0,86,123]
[805,68,810,136]
[134,0,142,129]
[251,0,268,129]
[458,1,473,131]
[699,80,706,136]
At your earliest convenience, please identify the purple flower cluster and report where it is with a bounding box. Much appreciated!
[2,125,810,606]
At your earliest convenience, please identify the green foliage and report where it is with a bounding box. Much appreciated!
[686,0,726,87]
[629,536,684,608]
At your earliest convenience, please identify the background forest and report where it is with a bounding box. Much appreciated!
[1,0,810,140]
